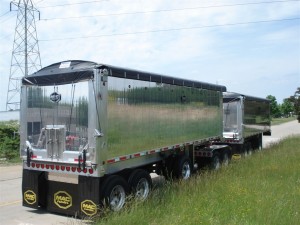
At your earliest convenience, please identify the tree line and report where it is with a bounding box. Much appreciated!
[267,87,300,121]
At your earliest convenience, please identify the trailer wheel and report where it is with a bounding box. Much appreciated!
[101,175,129,211]
[242,145,248,158]
[128,169,152,201]
[210,153,221,170]
[222,151,230,166]
[176,156,192,180]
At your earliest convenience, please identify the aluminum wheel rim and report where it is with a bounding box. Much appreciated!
[214,158,220,170]
[223,154,229,166]
[182,161,191,179]
[136,178,150,201]
[109,185,126,211]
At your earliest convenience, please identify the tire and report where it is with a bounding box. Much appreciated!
[242,145,248,158]
[210,153,221,170]
[222,151,230,166]
[247,144,253,156]
[128,169,152,201]
[101,175,129,211]
[175,156,192,180]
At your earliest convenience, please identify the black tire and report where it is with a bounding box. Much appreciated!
[161,158,176,180]
[175,156,192,180]
[210,153,221,170]
[247,144,253,156]
[101,175,129,211]
[128,169,152,201]
[241,145,248,158]
[221,151,231,166]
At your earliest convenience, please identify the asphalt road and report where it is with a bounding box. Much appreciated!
[0,120,299,225]
[263,119,300,147]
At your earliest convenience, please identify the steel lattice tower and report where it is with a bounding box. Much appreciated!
[6,0,41,111]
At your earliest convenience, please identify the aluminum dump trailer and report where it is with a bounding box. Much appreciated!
[20,60,229,216]
[223,92,271,156]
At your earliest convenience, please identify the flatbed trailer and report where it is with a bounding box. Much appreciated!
[20,60,230,216]
[222,92,271,157]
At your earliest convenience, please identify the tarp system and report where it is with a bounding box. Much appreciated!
[22,60,227,92]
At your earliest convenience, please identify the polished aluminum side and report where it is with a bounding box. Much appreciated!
[223,93,271,141]
[106,76,223,159]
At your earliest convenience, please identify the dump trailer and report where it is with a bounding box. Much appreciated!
[222,92,271,156]
[20,60,230,216]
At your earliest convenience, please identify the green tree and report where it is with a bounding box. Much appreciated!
[288,87,300,122]
[0,121,20,160]
[281,98,294,117]
[266,95,281,118]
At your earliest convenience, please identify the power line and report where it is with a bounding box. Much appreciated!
[39,17,300,42]
[0,11,10,18]
[39,0,300,21]
[38,0,108,8]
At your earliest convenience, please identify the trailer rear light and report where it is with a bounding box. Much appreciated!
[72,167,76,172]
[31,162,35,168]
[74,158,83,162]
[50,165,54,170]
[61,166,65,171]
[55,165,60,170]
[83,168,87,173]
[46,164,50,169]
[41,164,45,169]
[66,166,70,171]
[77,168,81,172]
[36,164,40,168]
[89,168,93,174]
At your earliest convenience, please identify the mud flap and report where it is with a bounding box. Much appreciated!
[78,176,101,218]
[22,169,47,209]
[47,176,101,217]
[23,169,101,217]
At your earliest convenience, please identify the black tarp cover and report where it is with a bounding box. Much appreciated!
[22,60,227,92]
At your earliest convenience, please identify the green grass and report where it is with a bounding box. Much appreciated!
[95,136,300,225]
[271,116,296,125]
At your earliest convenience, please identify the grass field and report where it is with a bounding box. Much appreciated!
[96,136,300,225]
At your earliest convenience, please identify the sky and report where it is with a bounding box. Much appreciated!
[0,0,299,111]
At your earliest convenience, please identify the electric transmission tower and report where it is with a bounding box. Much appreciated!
[6,0,42,111]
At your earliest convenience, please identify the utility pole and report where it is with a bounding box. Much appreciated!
[6,0,42,111]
